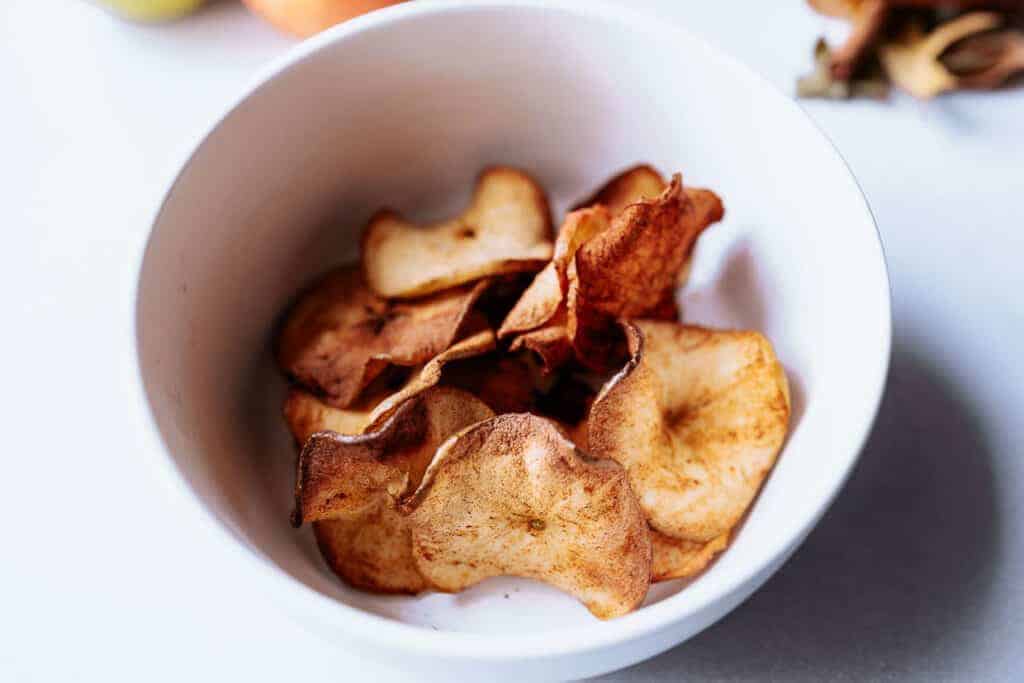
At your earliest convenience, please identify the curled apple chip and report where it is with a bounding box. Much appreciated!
[650,529,729,583]
[277,266,487,408]
[508,323,573,374]
[498,206,611,339]
[404,414,652,619]
[571,164,668,215]
[363,329,496,431]
[573,165,724,287]
[283,388,376,443]
[294,387,494,525]
[294,387,494,593]
[363,167,554,299]
[588,321,790,542]
[566,176,697,368]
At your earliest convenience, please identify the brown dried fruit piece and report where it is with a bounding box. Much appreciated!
[567,176,712,369]
[362,329,497,431]
[572,164,724,287]
[277,266,487,408]
[588,321,790,543]
[363,167,554,299]
[650,529,730,583]
[294,387,494,524]
[294,387,494,593]
[498,206,610,340]
[283,387,377,443]
[405,414,652,619]
[879,12,1004,98]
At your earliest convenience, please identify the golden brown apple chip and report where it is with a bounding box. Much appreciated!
[283,388,375,443]
[571,164,668,215]
[313,502,425,594]
[404,414,652,619]
[572,165,724,288]
[650,529,729,583]
[362,329,497,431]
[276,266,488,408]
[294,386,494,525]
[565,176,692,368]
[362,167,554,298]
[294,387,494,593]
[498,206,611,339]
[588,321,790,543]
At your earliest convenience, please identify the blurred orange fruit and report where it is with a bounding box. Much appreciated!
[243,0,406,37]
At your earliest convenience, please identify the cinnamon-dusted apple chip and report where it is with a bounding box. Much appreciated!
[283,388,376,443]
[573,165,724,287]
[294,387,494,593]
[650,530,729,583]
[566,175,699,368]
[363,329,496,431]
[498,206,611,339]
[294,387,493,525]
[277,266,487,408]
[363,167,554,298]
[404,414,652,619]
[588,321,790,543]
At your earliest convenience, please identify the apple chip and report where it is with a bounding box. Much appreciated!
[294,387,494,525]
[566,175,696,368]
[650,529,729,583]
[362,167,554,298]
[277,266,487,408]
[283,388,375,443]
[404,414,651,619]
[588,321,790,542]
[498,206,611,339]
[313,502,425,594]
[294,387,494,593]
[571,164,667,215]
[363,329,496,431]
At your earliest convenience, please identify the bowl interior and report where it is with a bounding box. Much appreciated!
[137,3,889,637]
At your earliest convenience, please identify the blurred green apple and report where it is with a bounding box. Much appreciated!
[97,0,205,22]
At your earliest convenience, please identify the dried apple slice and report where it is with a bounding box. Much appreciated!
[313,502,425,594]
[498,206,611,339]
[283,388,376,443]
[294,387,494,525]
[363,329,496,431]
[571,164,668,214]
[294,387,494,593]
[571,165,724,261]
[363,167,554,298]
[567,175,703,368]
[650,529,729,583]
[277,265,487,408]
[588,321,790,543]
[404,414,652,619]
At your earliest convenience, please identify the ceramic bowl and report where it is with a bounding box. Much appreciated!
[135,1,890,679]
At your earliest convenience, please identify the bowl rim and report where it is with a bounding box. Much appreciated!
[133,0,892,661]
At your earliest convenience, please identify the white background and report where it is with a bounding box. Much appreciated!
[2,0,1022,680]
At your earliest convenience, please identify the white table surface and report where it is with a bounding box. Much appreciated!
[3,1,1022,680]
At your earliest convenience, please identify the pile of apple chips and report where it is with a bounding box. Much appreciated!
[276,165,791,619]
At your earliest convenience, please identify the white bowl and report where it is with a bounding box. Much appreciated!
[134,1,890,679]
